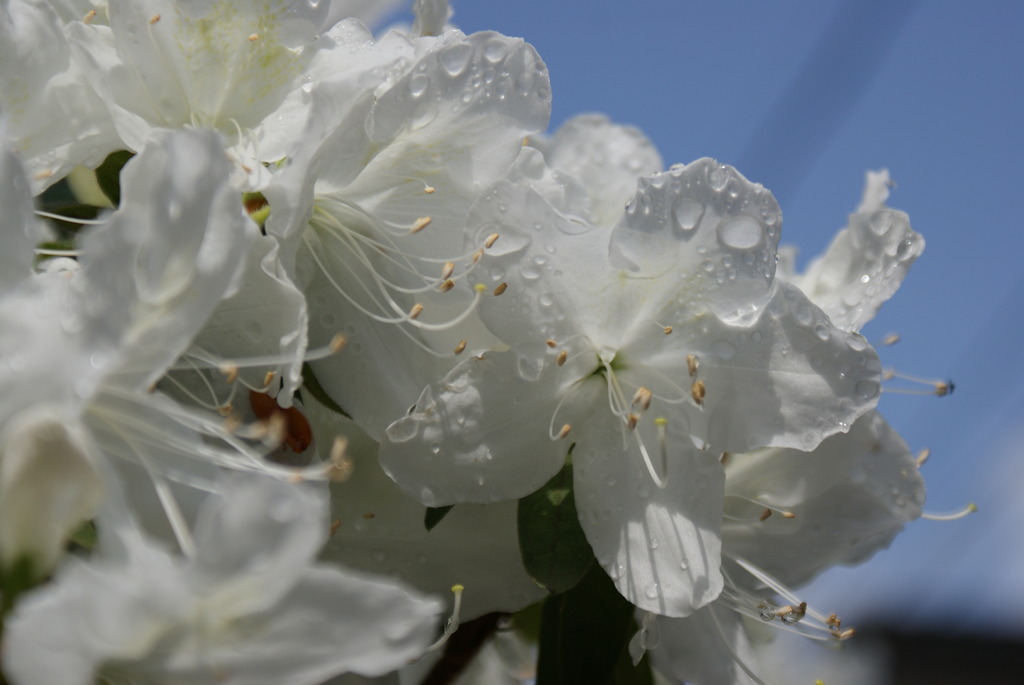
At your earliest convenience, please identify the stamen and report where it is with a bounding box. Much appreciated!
[686,354,699,377]
[330,519,342,537]
[408,303,425,320]
[556,423,572,439]
[883,369,955,397]
[262,370,275,387]
[484,233,500,249]
[882,332,900,346]
[546,339,558,348]
[493,282,508,296]
[626,413,639,430]
[248,33,260,42]
[83,9,96,22]
[453,340,467,354]
[557,349,568,366]
[440,261,455,280]
[217,403,233,417]
[915,447,931,467]
[427,584,465,651]
[410,216,432,234]
[219,364,239,384]
[632,387,653,411]
[663,326,673,335]
[922,503,977,521]
[438,279,455,292]
[690,379,705,405]
[149,13,161,24]
[34,169,53,181]
[424,185,436,194]
[327,437,353,482]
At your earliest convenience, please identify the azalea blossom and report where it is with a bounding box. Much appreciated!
[380,159,884,616]
[2,473,443,685]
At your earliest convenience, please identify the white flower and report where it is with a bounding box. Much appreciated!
[380,160,883,616]
[266,27,552,437]
[645,410,925,684]
[1,474,443,685]
[779,169,924,332]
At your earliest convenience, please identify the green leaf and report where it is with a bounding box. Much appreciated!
[68,519,98,552]
[424,505,454,531]
[517,455,593,594]
[94,149,134,207]
[536,563,639,685]
[301,363,352,419]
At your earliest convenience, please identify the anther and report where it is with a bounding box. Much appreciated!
[632,387,653,411]
[248,33,259,42]
[687,354,699,377]
[330,333,348,353]
[759,508,772,522]
[409,303,424,320]
[627,413,639,430]
[362,512,376,520]
[493,282,508,296]
[428,584,466,651]
[423,185,435,194]
[557,424,572,439]
[262,370,275,387]
[473,283,487,293]
[663,326,673,335]
[330,519,342,537]
[328,437,353,482]
[781,511,796,519]
[440,261,455,280]
[831,628,856,640]
[826,614,841,630]
[410,216,432,234]
[217,403,233,417]
[34,169,53,181]
[882,332,900,346]
[691,380,705,405]
[219,364,239,384]
[915,448,931,467]
[453,340,467,354]
[546,339,557,348]
[557,349,568,366]
[472,249,484,264]
[484,233,500,249]
[438,279,455,292]
[149,14,161,25]
[83,9,96,22]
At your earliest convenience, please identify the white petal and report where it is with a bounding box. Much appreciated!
[0,137,39,290]
[191,234,308,405]
[650,605,761,685]
[723,411,924,587]
[379,351,575,506]
[80,129,252,391]
[538,113,663,227]
[787,169,924,331]
[187,475,329,616]
[0,0,119,188]
[573,415,725,618]
[309,400,546,619]
[609,159,782,323]
[633,282,883,453]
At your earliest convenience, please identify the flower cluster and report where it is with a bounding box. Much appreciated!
[0,1,940,684]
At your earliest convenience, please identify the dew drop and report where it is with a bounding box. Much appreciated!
[896,237,916,262]
[713,339,736,360]
[709,166,729,191]
[672,198,704,233]
[430,442,440,454]
[855,379,880,400]
[718,215,764,250]
[645,583,660,599]
[814,323,831,341]
[439,43,472,76]
[484,38,508,62]
[648,537,660,550]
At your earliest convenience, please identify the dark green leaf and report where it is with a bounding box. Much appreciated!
[424,505,454,531]
[536,563,638,685]
[94,149,134,206]
[301,363,352,419]
[517,455,593,594]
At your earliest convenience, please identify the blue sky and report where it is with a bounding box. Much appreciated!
[387,1,1024,637]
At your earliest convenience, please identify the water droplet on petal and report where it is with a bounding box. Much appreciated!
[645,582,660,599]
[484,38,509,62]
[672,198,704,233]
[718,215,764,250]
[713,339,736,360]
[709,166,729,191]
[439,43,473,76]
[855,379,880,400]
[869,210,893,235]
